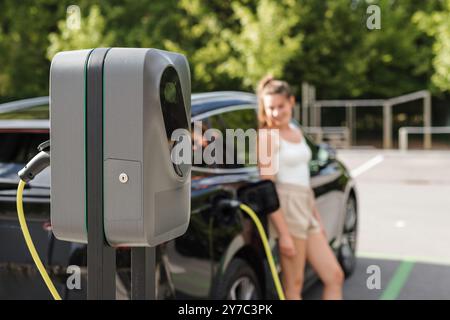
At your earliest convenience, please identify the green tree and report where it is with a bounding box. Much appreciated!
[47,5,114,59]
[221,0,303,89]
[285,0,434,98]
[0,0,447,103]
[0,0,71,101]
[162,0,234,92]
[414,0,450,93]
[163,0,302,92]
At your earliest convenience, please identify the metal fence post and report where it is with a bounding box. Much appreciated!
[301,82,309,126]
[346,103,355,147]
[399,128,408,151]
[383,102,392,149]
[424,92,432,149]
[309,86,318,127]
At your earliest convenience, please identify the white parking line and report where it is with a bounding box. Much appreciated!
[350,154,384,178]
[357,251,450,266]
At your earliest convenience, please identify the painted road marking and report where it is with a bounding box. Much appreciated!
[379,260,415,300]
[357,251,450,267]
[350,154,384,178]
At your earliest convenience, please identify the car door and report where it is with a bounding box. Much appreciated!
[301,128,346,245]
[195,105,266,297]
[163,105,262,299]
[162,110,237,299]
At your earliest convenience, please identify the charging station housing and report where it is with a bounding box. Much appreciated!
[50,48,191,247]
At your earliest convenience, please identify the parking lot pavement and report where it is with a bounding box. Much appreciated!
[337,149,450,263]
[304,257,450,300]
[310,149,450,299]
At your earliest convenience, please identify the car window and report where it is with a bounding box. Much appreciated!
[0,133,49,164]
[191,112,224,169]
[215,107,257,169]
[192,106,257,170]
[0,103,49,164]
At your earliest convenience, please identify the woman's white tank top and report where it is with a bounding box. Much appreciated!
[275,126,312,187]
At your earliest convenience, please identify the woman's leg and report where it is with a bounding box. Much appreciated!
[279,236,307,300]
[306,232,344,300]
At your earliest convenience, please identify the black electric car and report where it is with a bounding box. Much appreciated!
[0,92,358,300]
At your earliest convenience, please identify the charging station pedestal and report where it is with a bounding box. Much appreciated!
[50,47,191,299]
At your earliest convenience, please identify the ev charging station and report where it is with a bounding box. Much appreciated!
[49,48,191,299]
[18,47,284,301]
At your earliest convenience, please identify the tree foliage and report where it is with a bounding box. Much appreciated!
[47,5,114,59]
[221,0,303,89]
[414,0,450,93]
[0,0,449,103]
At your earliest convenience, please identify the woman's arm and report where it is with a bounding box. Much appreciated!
[268,209,297,257]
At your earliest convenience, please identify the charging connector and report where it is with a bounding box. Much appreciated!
[18,140,50,183]
[218,199,285,300]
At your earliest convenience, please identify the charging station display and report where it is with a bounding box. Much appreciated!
[160,66,190,178]
[160,66,189,139]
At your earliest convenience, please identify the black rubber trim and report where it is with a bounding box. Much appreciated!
[85,47,116,300]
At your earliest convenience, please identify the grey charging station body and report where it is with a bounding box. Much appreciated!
[50,48,191,247]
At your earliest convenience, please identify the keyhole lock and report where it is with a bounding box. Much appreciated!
[119,173,129,184]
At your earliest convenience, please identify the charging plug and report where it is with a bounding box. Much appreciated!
[18,140,50,183]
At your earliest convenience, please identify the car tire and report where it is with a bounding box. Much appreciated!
[338,196,358,278]
[212,258,262,300]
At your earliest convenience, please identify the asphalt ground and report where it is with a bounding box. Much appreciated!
[304,149,450,300]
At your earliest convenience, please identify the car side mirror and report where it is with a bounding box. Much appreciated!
[237,180,280,216]
[317,143,336,167]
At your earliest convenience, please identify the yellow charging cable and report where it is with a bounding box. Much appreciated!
[16,179,62,300]
[16,176,283,301]
[239,203,285,300]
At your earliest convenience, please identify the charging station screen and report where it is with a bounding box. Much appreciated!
[159,66,189,141]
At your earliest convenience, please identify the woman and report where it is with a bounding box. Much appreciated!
[257,75,344,300]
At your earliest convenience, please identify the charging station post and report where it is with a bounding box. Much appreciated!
[131,248,155,299]
[86,48,116,299]
[49,47,192,300]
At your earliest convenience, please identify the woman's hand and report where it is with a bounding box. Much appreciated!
[279,233,297,257]
[268,209,297,257]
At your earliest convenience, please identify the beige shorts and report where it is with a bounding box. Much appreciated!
[269,182,321,240]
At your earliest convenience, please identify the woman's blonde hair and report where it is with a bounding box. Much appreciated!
[257,75,293,128]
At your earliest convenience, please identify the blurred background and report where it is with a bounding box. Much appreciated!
[1,0,450,300]
[0,0,449,149]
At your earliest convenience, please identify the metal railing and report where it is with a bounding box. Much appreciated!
[399,126,450,151]
[301,82,432,149]
[303,126,350,148]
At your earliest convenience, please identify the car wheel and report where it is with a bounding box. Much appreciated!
[338,196,358,277]
[212,258,262,300]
